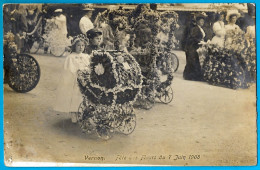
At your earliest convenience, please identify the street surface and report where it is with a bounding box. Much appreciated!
[4,50,257,166]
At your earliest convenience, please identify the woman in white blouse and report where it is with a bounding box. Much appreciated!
[211,12,226,47]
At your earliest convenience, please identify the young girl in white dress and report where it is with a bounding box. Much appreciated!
[53,35,90,123]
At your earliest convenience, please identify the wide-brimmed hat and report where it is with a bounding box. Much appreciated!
[54,9,63,13]
[82,4,94,11]
[226,10,241,22]
[195,12,207,21]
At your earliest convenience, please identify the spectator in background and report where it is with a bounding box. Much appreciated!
[211,12,226,47]
[53,9,68,37]
[202,13,214,41]
[3,5,13,33]
[11,4,28,53]
[79,6,94,35]
[183,13,207,81]
[94,12,115,50]
[182,13,196,50]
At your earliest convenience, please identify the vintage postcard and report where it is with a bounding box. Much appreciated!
[3,3,257,166]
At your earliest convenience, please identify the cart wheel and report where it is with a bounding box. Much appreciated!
[143,98,155,110]
[50,46,66,57]
[117,114,136,135]
[30,38,44,54]
[169,53,179,72]
[7,54,40,93]
[96,126,112,140]
[159,86,173,104]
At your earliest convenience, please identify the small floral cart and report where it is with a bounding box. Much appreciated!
[77,50,142,140]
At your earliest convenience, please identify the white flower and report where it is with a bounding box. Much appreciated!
[94,63,105,75]
[122,62,131,70]
[117,55,124,63]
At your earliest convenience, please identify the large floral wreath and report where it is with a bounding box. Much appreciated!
[77,50,142,107]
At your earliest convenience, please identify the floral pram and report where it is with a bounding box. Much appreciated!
[77,50,142,140]
[199,29,256,89]
[95,5,178,109]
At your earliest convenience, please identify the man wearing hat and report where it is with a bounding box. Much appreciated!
[85,28,103,54]
[183,12,207,81]
[79,5,94,35]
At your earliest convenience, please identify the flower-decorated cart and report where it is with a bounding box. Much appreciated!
[199,28,256,89]
[94,4,179,110]
[77,50,142,140]
[4,32,41,93]
[127,5,178,109]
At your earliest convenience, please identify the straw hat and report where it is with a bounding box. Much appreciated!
[82,4,94,11]
[195,12,207,21]
[226,10,241,22]
[54,9,62,13]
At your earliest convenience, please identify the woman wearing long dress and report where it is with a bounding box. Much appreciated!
[211,12,226,47]
[224,10,242,49]
[183,13,207,81]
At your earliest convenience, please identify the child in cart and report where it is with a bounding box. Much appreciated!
[84,28,103,54]
[54,34,90,123]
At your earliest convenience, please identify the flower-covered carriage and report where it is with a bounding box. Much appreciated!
[97,4,179,109]
[75,5,180,139]
[129,5,178,109]
[4,32,41,93]
[199,27,256,89]
[77,50,142,140]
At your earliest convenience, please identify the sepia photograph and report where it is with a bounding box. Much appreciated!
[3,3,257,166]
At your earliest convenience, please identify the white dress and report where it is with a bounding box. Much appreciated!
[53,52,91,112]
[54,14,68,36]
[79,16,94,34]
[211,21,226,47]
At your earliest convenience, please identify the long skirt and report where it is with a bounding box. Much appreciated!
[53,70,83,113]
[183,47,203,81]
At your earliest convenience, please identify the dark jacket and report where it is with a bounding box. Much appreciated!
[185,25,205,51]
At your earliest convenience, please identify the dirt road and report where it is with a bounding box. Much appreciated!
[4,51,257,166]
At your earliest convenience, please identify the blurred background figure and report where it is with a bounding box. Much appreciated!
[79,5,94,35]
[94,12,115,50]
[211,11,226,47]
[52,9,68,37]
